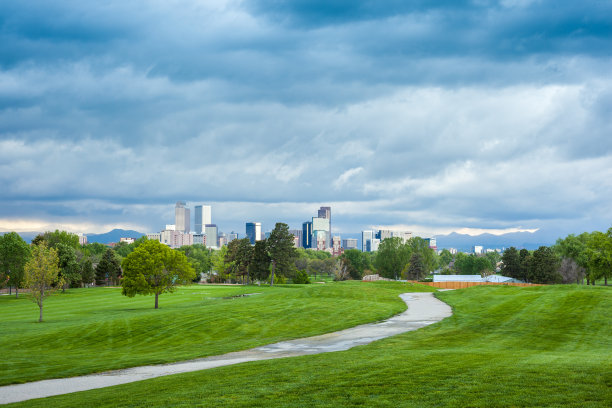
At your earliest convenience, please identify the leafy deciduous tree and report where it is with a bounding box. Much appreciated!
[24,244,63,322]
[121,240,195,309]
[0,232,31,297]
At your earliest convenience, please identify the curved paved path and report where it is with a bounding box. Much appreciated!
[0,292,452,405]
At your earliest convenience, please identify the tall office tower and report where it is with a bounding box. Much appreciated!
[342,238,358,250]
[289,229,303,248]
[312,217,330,249]
[194,205,212,234]
[318,206,331,235]
[370,238,380,252]
[175,201,190,233]
[362,230,373,252]
[302,221,312,248]
[204,224,218,248]
[246,222,262,245]
[227,232,238,243]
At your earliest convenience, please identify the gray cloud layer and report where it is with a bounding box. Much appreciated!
[0,0,611,237]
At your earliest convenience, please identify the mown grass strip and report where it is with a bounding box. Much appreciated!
[0,281,433,385]
[6,285,609,408]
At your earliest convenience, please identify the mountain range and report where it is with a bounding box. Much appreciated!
[6,228,558,251]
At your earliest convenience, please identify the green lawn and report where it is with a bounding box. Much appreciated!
[0,281,433,385]
[5,284,610,407]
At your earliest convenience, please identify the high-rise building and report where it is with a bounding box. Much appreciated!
[362,230,373,252]
[194,205,212,234]
[289,229,303,248]
[227,232,238,243]
[246,222,262,245]
[370,238,380,252]
[318,206,331,235]
[302,221,312,248]
[312,217,330,249]
[342,238,358,250]
[331,236,343,257]
[204,224,218,248]
[175,201,190,233]
[424,238,437,251]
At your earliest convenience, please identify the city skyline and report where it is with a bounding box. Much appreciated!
[0,1,610,241]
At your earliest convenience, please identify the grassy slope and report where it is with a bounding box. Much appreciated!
[8,285,611,408]
[0,281,433,385]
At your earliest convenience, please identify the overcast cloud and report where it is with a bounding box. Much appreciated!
[1,0,611,239]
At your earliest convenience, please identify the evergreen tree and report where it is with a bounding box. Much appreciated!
[501,247,520,279]
[96,249,121,286]
[81,258,95,286]
[529,246,561,284]
[267,223,297,285]
[405,252,426,280]
[249,240,270,282]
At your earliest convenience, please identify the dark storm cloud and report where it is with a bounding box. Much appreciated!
[0,0,611,237]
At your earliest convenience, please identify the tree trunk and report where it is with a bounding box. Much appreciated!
[39,304,43,322]
[15,287,18,299]
[270,261,276,286]
[8,286,11,295]
[155,293,159,309]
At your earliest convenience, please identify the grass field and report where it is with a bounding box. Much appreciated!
[4,284,610,407]
[0,281,433,385]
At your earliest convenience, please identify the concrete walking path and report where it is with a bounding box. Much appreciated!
[0,292,452,405]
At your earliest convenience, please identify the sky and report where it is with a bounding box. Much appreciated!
[0,0,611,240]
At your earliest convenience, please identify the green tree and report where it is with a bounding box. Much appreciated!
[293,269,311,284]
[177,244,212,282]
[80,258,95,286]
[0,232,31,298]
[83,242,108,262]
[528,246,561,284]
[42,230,79,249]
[95,248,122,286]
[438,249,453,270]
[121,240,195,309]
[474,256,494,278]
[24,243,63,322]
[453,253,475,274]
[249,240,270,282]
[55,243,81,289]
[341,249,372,280]
[501,247,520,279]
[586,230,612,286]
[407,237,436,273]
[404,252,426,280]
[211,246,230,282]
[519,249,531,282]
[226,238,253,283]
[267,223,297,286]
[375,237,411,280]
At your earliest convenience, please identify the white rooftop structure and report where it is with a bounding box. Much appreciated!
[434,275,515,283]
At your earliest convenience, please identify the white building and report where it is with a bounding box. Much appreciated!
[175,201,190,233]
[362,230,373,252]
[194,205,212,234]
[342,238,358,250]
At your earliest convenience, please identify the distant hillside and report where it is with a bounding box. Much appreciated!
[434,230,556,252]
[86,229,145,244]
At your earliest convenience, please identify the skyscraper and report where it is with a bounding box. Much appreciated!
[204,224,218,248]
[362,230,373,252]
[318,206,331,235]
[302,221,312,248]
[175,201,190,233]
[194,205,212,234]
[312,216,330,249]
[246,222,262,245]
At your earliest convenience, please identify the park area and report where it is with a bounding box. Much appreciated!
[0,281,610,407]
